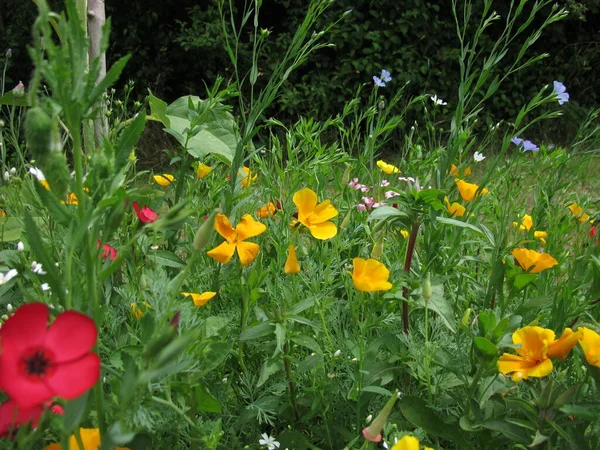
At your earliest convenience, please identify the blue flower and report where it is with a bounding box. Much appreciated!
[553,81,569,105]
[373,69,392,87]
[511,137,539,152]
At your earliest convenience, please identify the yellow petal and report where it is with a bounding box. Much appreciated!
[456,179,488,202]
[312,199,339,223]
[511,248,558,273]
[240,166,257,188]
[197,163,213,179]
[153,173,174,187]
[547,328,581,360]
[351,257,392,292]
[449,164,459,176]
[236,241,261,266]
[40,179,51,190]
[236,214,267,241]
[207,241,237,264]
[213,214,237,242]
[284,244,301,274]
[293,188,318,219]
[377,160,400,174]
[578,327,600,367]
[391,435,420,450]
[498,353,553,381]
[308,221,338,240]
[257,202,276,218]
[521,214,533,231]
[513,326,555,359]
[534,230,548,244]
[447,200,466,217]
[182,291,216,307]
[400,229,409,239]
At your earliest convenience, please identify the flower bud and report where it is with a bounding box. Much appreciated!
[193,209,217,250]
[423,273,432,304]
[362,389,399,442]
[340,212,352,230]
[371,236,384,259]
[6,48,12,58]
[461,308,472,327]
[12,81,24,97]
[341,164,352,186]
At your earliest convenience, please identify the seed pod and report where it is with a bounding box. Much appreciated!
[25,107,53,165]
[193,209,217,250]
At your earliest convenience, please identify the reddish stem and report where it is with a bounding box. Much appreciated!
[402,220,420,334]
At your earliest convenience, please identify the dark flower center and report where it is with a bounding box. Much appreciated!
[19,347,56,379]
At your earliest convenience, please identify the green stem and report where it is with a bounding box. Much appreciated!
[283,342,300,423]
[402,219,420,333]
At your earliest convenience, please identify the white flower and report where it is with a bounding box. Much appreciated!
[31,261,47,275]
[17,241,24,252]
[366,414,373,424]
[333,349,342,357]
[259,433,280,450]
[150,245,159,251]
[474,151,486,162]
[431,95,448,106]
[6,304,12,312]
[10,167,16,174]
[0,269,18,285]
[29,167,46,181]
[3,171,9,181]
[41,283,50,291]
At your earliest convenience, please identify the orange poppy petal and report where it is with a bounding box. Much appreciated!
[547,328,581,360]
[391,435,420,450]
[578,327,600,367]
[513,326,555,359]
[236,214,267,241]
[236,241,261,266]
[213,214,237,242]
[207,241,236,264]
[308,221,338,240]
[284,244,301,274]
[293,188,318,219]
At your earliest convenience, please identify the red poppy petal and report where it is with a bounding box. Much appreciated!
[0,355,54,409]
[0,400,43,437]
[46,353,100,400]
[0,303,48,354]
[44,312,98,363]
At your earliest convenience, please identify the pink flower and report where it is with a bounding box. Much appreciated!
[357,204,367,212]
[380,180,390,187]
[373,202,386,208]
[362,197,375,209]
[359,185,370,192]
[348,178,359,189]
[132,202,158,223]
[385,190,400,199]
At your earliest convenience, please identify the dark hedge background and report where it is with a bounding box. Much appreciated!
[2,0,600,142]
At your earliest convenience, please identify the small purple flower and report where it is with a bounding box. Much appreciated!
[373,69,392,87]
[511,137,539,152]
[362,197,375,209]
[553,81,569,105]
[348,177,359,189]
[380,180,390,187]
[359,185,370,193]
[356,203,367,212]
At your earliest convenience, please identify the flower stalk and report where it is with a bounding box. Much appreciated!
[402,220,420,333]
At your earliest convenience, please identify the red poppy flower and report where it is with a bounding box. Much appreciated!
[591,225,598,246]
[132,202,158,223]
[0,303,100,410]
[96,241,117,261]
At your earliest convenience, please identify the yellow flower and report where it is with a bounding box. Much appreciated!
[284,244,301,274]
[377,160,400,174]
[240,166,257,188]
[400,229,410,239]
[182,291,216,307]
[40,179,51,190]
[455,179,489,201]
[547,328,581,360]
[445,196,466,217]
[513,214,533,232]
[207,214,266,266]
[449,164,472,177]
[351,257,393,292]
[257,202,277,219]
[511,248,558,273]
[153,173,175,187]
[61,192,79,205]
[568,203,590,223]
[43,428,130,450]
[391,436,420,450]
[578,327,600,367]
[498,326,556,382]
[130,302,150,319]
[196,163,213,179]
[0,209,5,217]
[534,230,548,245]
[293,188,338,240]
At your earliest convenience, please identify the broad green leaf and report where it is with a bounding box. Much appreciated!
[437,216,485,236]
[195,384,222,413]
[367,206,408,221]
[0,217,23,241]
[147,92,169,126]
[473,336,498,356]
[361,385,393,396]
[239,322,275,341]
[115,112,146,170]
[416,284,457,333]
[480,419,531,444]
[514,273,537,290]
[149,250,186,268]
[257,357,283,387]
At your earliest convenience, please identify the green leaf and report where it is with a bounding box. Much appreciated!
[0,217,23,242]
[204,315,232,339]
[291,334,322,354]
[514,273,537,290]
[473,336,498,356]
[437,216,486,236]
[114,112,146,170]
[147,91,170,126]
[239,322,275,341]
[195,384,222,413]
[416,284,457,333]
[257,357,284,387]
[149,250,186,268]
[367,206,408,221]
[0,91,29,107]
[361,385,393,396]
[63,391,89,433]
[480,419,531,444]
[400,396,472,448]
[107,421,136,445]
[89,55,131,107]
